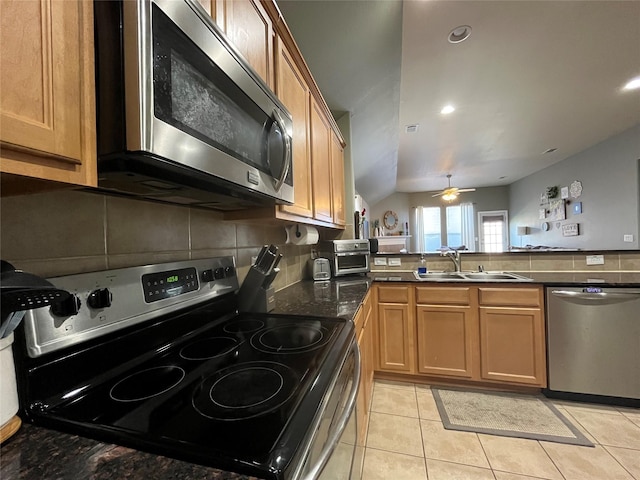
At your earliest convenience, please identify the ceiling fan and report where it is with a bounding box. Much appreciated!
[432,174,476,201]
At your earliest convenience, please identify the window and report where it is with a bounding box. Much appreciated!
[414,204,475,252]
[422,207,442,252]
[478,210,509,252]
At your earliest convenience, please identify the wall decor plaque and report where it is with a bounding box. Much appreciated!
[562,223,579,236]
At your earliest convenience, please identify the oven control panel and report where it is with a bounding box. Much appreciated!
[22,257,238,358]
[142,267,198,303]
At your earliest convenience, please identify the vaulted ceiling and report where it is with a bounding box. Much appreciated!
[278,0,640,206]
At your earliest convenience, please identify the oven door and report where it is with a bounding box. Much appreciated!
[333,253,370,277]
[295,340,361,480]
[116,0,293,201]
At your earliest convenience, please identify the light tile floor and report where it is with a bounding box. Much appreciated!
[361,380,640,480]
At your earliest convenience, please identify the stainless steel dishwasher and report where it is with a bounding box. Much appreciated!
[545,286,640,404]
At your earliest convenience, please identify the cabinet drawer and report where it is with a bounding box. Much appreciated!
[416,286,471,305]
[478,287,541,307]
[377,285,409,304]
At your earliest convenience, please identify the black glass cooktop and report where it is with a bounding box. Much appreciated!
[22,307,353,479]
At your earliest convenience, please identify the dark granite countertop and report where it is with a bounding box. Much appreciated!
[369,271,640,287]
[272,276,372,320]
[0,423,257,480]
[0,278,372,480]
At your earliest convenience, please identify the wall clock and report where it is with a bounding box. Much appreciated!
[383,210,398,231]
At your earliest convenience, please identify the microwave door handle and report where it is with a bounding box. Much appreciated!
[272,109,291,192]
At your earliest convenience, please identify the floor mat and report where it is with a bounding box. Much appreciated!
[431,387,594,446]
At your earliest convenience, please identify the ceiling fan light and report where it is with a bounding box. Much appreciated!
[623,76,640,91]
[442,192,458,201]
[441,104,455,115]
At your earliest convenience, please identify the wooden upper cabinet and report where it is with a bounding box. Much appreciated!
[212,0,274,88]
[0,0,96,188]
[330,131,346,226]
[275,37,313,218]
[310,99,333,223]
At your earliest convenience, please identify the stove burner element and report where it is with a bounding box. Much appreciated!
[179,336,239,360]
[223,319,264,334]
[110,366,185,402]
[251,323,329,354]
[193,361,298,420]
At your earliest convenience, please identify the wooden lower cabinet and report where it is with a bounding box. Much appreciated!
[355,290,374,446]
[374,283,547,388]
[376,285,415,374]
[416,305,477,378]
[479,306,546,385]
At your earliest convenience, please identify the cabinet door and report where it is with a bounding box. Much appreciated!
[479,307,547,386]
[310,99,333,223]
[330,131,346,225]
[377,303,414,373]
[275,37,313,218]
[217,0,274,88]
[416,304,478,378]
[0,0,96,187]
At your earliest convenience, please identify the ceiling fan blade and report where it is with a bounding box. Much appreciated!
[432,192,445,197]
[457,188,476,193]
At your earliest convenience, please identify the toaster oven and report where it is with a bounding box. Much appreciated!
[318,240,370,277]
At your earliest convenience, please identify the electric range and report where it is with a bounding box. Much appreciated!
[12,257,357,480]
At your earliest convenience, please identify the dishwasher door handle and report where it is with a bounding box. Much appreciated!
[551,290,640,304]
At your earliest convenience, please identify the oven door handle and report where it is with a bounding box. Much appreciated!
[302,341,361,480]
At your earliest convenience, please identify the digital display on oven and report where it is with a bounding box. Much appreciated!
[142,267,198,303]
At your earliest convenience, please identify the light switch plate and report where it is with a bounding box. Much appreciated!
[624,234,634,242]
[388,258,402,266]
[374,257,387,266]
[586,255,604,265]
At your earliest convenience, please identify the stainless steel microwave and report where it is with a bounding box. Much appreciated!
[94,0,293,210]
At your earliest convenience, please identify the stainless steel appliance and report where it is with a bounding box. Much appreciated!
[94,0,293,210]
[312,258,331,281]
[319,240,370,277]
[545,286,640,405]
[12,257,360,479]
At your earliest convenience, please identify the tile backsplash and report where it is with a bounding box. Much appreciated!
[371,251,640,273]
[0,190,313,291]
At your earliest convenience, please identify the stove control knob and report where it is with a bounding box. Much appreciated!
[202,269,214,282]
[224,266,236,277]
[214,267,225,279]
[51,294,81,317]
[87,288,112,309]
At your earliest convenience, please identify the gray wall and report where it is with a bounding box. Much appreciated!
[371,187,510,251]
[509,124,640,250]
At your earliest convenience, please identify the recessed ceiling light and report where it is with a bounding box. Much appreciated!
[448,25,472,44]
[441,105,455,115]
[623,76,640,91]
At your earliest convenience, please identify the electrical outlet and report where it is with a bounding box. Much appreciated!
[624,234,634,243]
[586,255,604,266]
[388,258,402,266]
[374,257,387,266]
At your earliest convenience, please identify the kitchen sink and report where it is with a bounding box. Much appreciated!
[413,271,533,282]
[463,273,532,281]
[415,272,466,280]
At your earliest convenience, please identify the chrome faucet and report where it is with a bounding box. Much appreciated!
[441,249,462,272]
